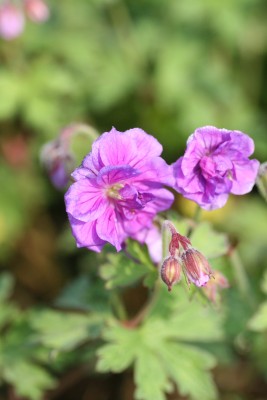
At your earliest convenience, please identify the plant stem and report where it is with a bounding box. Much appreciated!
[187,205,202,237]
[124,281,161,328]
[229,248,256,308]
[110,291,127,321]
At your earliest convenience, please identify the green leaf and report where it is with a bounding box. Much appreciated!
[0,318,56,400]
[160,343,218,400]
[0,303,18,329]
[100,242,158,289]
[97,323,138,372]
[261,271,267,295]
[190,222,229,259]
[149,286,224,342]
[248,302,267,332]
[97,287,223,400]
[0,273,14,302]
[100,253,147,289]
[30,310,104,351]
[55,275,109,312]
[3,361,56,400]
[135,350,172,400]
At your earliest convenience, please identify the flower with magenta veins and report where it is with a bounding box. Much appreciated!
[65,127,174,253]
[173,126,260,210]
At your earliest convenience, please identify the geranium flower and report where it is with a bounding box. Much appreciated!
[65,127,174,252]
[0,2,25,40]
[173,126,260,210]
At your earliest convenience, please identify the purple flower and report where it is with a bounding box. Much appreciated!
[173,126,260,210]
[65,127,174,252]
[0,3,25,40]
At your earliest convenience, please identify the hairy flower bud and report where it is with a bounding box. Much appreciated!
[181,248,212,287]
[160,256,182,291]
[256,162,267,202]
[40,139,75,189]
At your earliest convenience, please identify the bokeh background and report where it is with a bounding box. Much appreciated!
[1,0,267,399]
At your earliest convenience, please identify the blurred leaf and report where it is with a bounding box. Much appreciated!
[30,310,104,351]
[249,302,267,332]
[0,318,56,400]
[55,275,109,312]
[135,350,172,400]
[97,286,222,400]
[159,342,217,400]
[190,222,229,259]
[3,361,56,400]
[0,273,14,302]
[100,241,158,289]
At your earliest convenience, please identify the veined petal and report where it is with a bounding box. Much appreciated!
[97,165,140,186]
[98,127,163,169]
[65,178,107,222]
[68,216,106,252]
[192,126,230,152]
[231,158,260,195]
[96,208,126,251]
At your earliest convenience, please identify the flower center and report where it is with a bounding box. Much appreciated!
[106,183,124,199]
[199,156,216,179]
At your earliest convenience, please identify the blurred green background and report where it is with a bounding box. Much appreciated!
[1,0,267,399]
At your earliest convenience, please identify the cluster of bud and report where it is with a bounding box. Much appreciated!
[160,220,228,299]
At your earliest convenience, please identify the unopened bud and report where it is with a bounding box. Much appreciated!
[256,162,267,202]
[160,256,182,291]
[181,248,212,287]
[40,139,75,189]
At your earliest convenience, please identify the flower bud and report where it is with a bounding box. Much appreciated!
[181,248,212,287]
[160,256,182,291]
[40,139,75,189]
[256,162,267,202]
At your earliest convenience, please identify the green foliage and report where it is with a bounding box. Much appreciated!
[0,278,56,400]
[97,287,223,400]
[30,310,104,351]
[0,274,104,399]
[55,275,109,312]
[100,240,158,289]
[249,272,267,332]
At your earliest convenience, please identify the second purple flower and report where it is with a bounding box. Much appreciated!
[173,126,260,210]
[65,127,174,252]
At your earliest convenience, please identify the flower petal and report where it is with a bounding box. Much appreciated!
[68,216,106,252]
[96,208,126,251]
[97,165,140,186]
[65,179,107,222]
[231,158,260,195]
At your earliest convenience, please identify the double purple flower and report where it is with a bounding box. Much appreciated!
[65,128,174,252]
[65,125,259,255]
[173,126,260,210]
